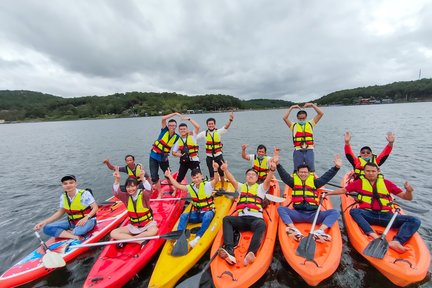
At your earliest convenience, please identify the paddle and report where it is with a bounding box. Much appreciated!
[363,208,401,259]
[296,192,327,260]
[68,230,184,249]
[171,204,193,256]
[34,231,66,268]
[265,193,286,203]
[175,250,219,288]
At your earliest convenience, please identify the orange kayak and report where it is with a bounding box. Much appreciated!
[340,172,430,287]
[278,183,342,286]
[210,178,279,288]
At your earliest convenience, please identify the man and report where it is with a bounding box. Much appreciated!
[283,103,324,172]
[328,163,420,253]
[150,112,181,198]
[164,161,220,248]
[344,131,395,178]
[217,160,276,266]
[34,175,98,240]
[110,167,157,242]
[197,112,234,182]
[103,154,145,183]
[241,144,272,183]
[171,116,201,183]
[274,152,342,242]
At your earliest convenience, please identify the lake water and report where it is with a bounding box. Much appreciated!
[0,103,431,287]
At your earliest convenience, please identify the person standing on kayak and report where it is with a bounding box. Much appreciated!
[241,144,272,184]
[34,175,98,240]
[344,131,395,178]
[150,112,181,198]
[217,160,276,266]
[274,151,342,242]
[283,103,324,172]
[328,162,420,253]
[171,116,201,183]
[164,162,220,248]
[196,112,234,185]
[103,154,147,184]
[110,167,158,242]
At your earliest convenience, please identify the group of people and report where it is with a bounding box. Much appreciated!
[33,104,421,266]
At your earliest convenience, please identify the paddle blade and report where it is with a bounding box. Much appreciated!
[363,237,389,259]
[171,231,189,256]
[160,230,185,240]
[296,235,316,260]
[42,250,66,268]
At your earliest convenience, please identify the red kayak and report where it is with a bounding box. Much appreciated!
[0,196,128,288]
[83,176,187,288]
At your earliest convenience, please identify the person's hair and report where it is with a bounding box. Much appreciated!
[206,118,216,125]
[296,110,307,117]
[360,146,372,153]
[296,164,310,172]
[191,168,202,177]
[168,119,177,125]
[245,168,258,175]
[124,154,135,161]
[124,177,138,187]
[179,123,188,128]
[257,144,267,152]
[364,162,379,170]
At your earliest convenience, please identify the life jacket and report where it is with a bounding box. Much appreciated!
[292,173,319,211]
[179,135,199,158]
[127,190,153,227]
[253,155,268,182]
[188,182,215,212]
[152,129,179,156]
[236,183,263,214]
[126,164,142,180]
[205,129,223,156]
[292,122,314,149]
[356,177,394,212]
[63,189,93,225]
[354,155,378,177]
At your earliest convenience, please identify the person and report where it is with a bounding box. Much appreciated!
[110,167,158,242]
[344,131,395,178]
[34,175,98,240]
[328,162,420,253]
[217,159,276,266]
[196,112,234,183]
[274,152,342,242]
[283,103,324,172]
[103,154,145,183]
[164,161,220,248]
[241,144,272,183]
[150,112,181,198]
[171,116,201,183]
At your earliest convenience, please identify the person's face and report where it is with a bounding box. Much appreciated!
[297,168,309,181]
[191,173,203,185]
[62,180,77,193]
[257,148,266,157]
[126,183,138,195]
[360,149,372,159]
[179,126,188,137]
[125,156,135,167]
[168,122,177,133]
[207,120,216,130]
[297,113,307,121]
[364,166,379,181]
[245,170,258,184]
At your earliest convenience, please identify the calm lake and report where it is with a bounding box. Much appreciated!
[0,103,431,287]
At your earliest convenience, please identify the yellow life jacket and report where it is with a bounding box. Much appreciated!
[178,135,199,158]
[236,183,263,214]
[292,173,319,211]
[126,164,142,180]
[188,182,215,212]
[356,177,394,212]
[205,130,223,155]
[127,190,153,227]
[152,129,179,156]
[252,155,268,182]
[63,189,93,225]
[292,122,314,149]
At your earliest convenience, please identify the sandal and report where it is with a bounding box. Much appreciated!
[286,227,304,241]
[312,229,332,243]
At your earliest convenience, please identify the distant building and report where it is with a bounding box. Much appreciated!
[381,98,393,104]
[0,119,5,124]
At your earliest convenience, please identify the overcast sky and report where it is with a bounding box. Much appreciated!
[1,0,431,102]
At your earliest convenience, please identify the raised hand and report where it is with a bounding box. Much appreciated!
[344,131,351,144]
[164,168,172,178]
[241,144,248,150]
[404,181,413,193]
[220,160,228,171]
[334,154,342,168]
[386,132,395,144]
[303,102,313,108]
[212,160,219,171]
[113,166,121,182]
[229,111,234,121]
[103,159,109,164]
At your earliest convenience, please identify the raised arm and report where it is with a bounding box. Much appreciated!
[241,144,251,160]
[344,131,357,168]
[103,159,117,171]
[315,154,342,188]
[283,105,300,128]
[187,116,200,134]
[224,112,234,129]
[210,161,221,187]
[273,155,294,187]
[164,169,188,192]
[304,102,324,124]
[262,159,276,191]
[161,112,181,128]
[220,161,238,190]
[377,132,395,166]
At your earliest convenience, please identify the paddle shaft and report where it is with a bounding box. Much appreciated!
[309,193,327,235]
[35,231,50,251]
[381,208,401,238]
[70,233,175,248]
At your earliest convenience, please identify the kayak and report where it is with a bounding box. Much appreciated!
[209,178,280,288]
[277,183,342,286]
[83,175,187,288]
[340,171,430,287]
[148,181,235,288]
[0,196,128,288]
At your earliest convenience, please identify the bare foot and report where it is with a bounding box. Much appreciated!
[389,240,409,253]
[368,232,379,240]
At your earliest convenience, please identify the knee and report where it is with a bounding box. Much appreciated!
[349,208,361,217]
[180,213,189,221]
[411,217,421,229]
[330,209,340,218]
[277,206,287,215]
[256,220,267,231]
[204,211,215,220]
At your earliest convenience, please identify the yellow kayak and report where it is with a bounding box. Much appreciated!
[148,182,235,288]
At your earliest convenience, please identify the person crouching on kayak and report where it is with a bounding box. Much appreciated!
[34,175,98,240]
[164,161,220,248]
[110,167,158,243]
[274,152,342,242]
[328,163,420,253]
[218,160,276,266]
